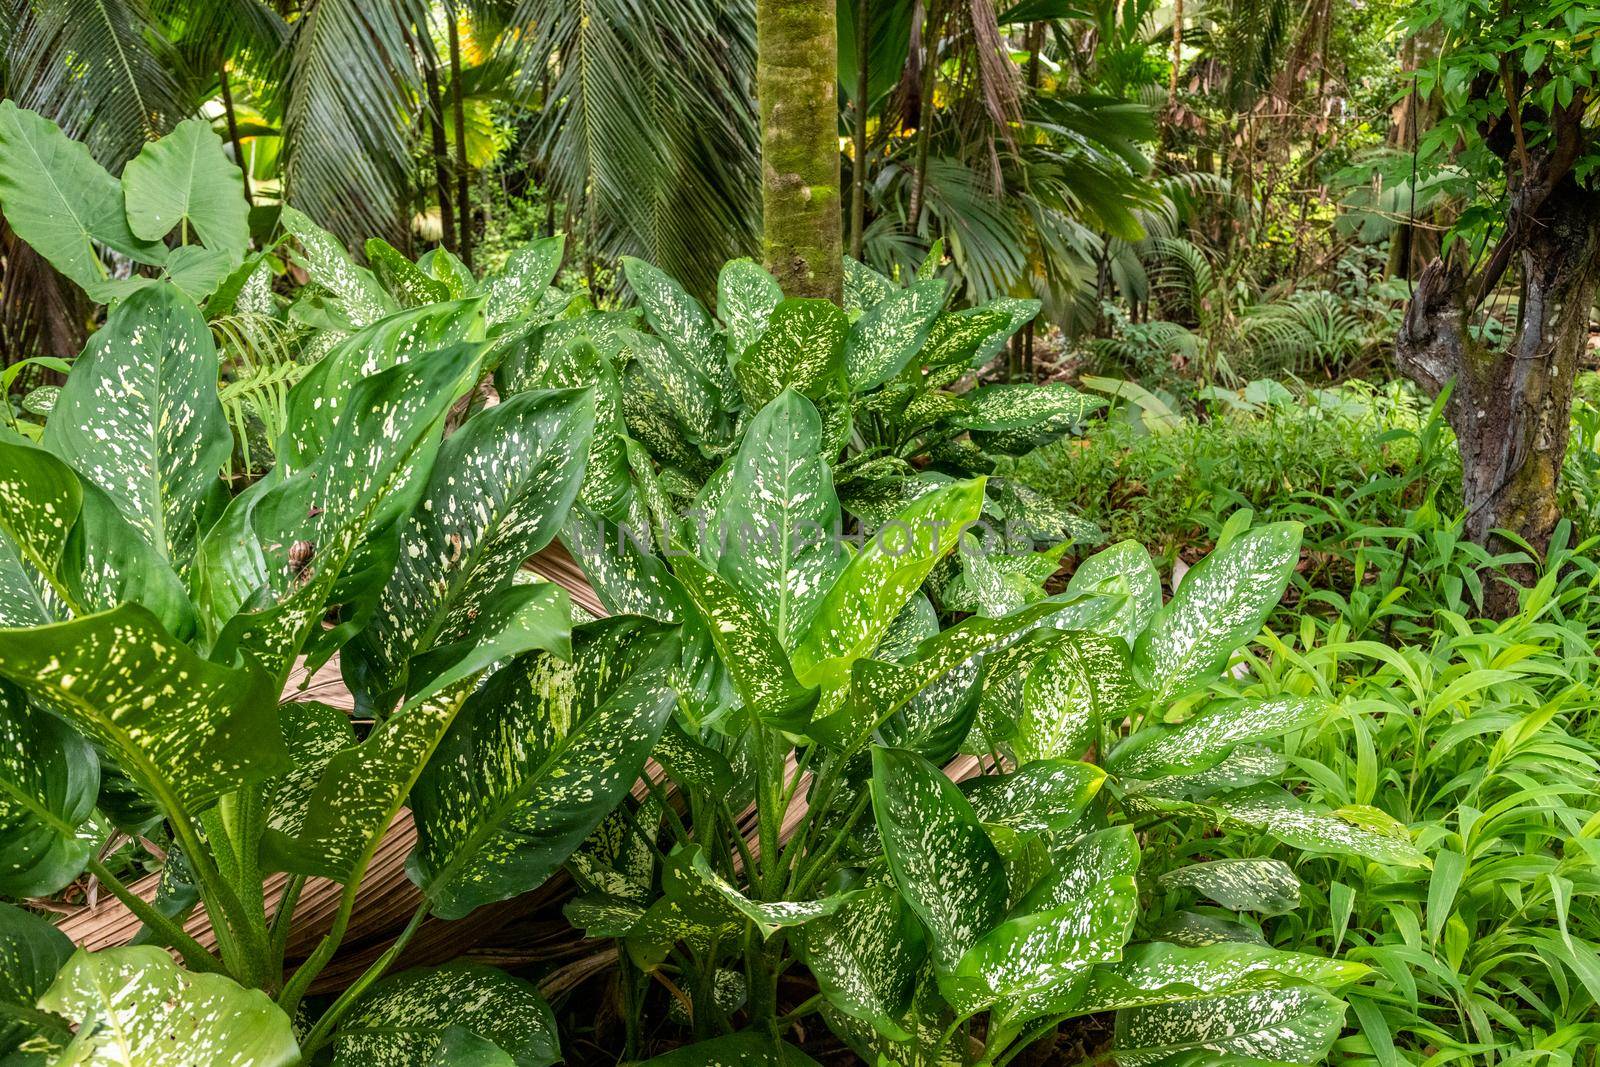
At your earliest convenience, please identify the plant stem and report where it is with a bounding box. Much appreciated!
[85,856,224,975]
[300,899,429,1053]
[278,877,358,1016]
[790,786,871,898]
[268,874,306,979]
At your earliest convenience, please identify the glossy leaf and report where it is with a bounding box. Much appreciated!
[1012,631,1135,765]
[872,746,1007,972]
[484,237,565,327]
[1111,695,1326,778]
[331,962,558,1067]
[263,701,355,839]
[280,205,393,327]
[43,284,230,570]
[121,118,249,255]
[1159,859,1302,914]
[0,435,81,590]
[961,759,1104,833]
[1081,942,1368,1013]
[365,239,451,306]
[1134,523,1302,702]
[0,901,74,1057]
[1213,786,1428,868]
[736,299,849,410]
[845,278,947,390]
[1113,984,1347,1065]
[797,881,926,1041]
[39,947,299,1066]
[685,848,854,937]
[623,257,735,408]
[1065,539,1162,648]
[0,682,97,896]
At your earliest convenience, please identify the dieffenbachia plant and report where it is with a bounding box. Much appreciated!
[554,418,1389,1063]
[0,268,625,1063]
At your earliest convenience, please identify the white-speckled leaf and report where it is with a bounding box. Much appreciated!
[280,205,394,327]
[1113,984,1347,1065]
[1011,632,1135,766]
[39,946,298,1066]
[1111,695,1326,779]
[920,308,1013,369]
[121,118,249,258]
[0,681,97,896]
[0,900,74,1057]
[1080,942,1368,1014]
[736,299,848,410]
[1134,523,1301,702]
[685,847,854,937]
[845,278,947,390]
[843,258,895,314]
[1160,859,1301,914]
[263,701,354,839]
[625,329,718,440]
[0,435,81,590]
[1129,744,1286,801]
[353,387,593,701]
[637,1033,821,1066]
[797,880,926,1041]
[0,530,52,628]
[961,759,1104,834]
[332,962,558,1067]
[1212,786,1427,868]
[791,478,983,687]
[561,498,685,622]
[410,665,676,919]
[872,746,1007,972]
[963,382,1103,439]
[712,389,844,646]
[717,258,783,356]
[484,237,565,326]
[43,284,230,570]
[364,239,451,306]
[1065,540,1161,648]
[0,603,285,814]
[623,257,735,408]
[280,583,570,882]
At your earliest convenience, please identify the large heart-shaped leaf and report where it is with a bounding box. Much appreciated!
[0,682,98,896]
[845,278,947,390]
[872,746,1007,972]
[0,102,166,300]
[0,901,74,1058]
[282,583,571,882]
[736,299,849,410]
[43,283,230,570]
[791,479,983,687]
[711,390,845,646]
[38,947,299,1066]
[331,962,559,1067]
[121,117,249,257]
[0,603,284,815]
[409,659,676,919]
[1113,984,1347,1065]
[351,386,594,702]
[1134,523,1301,702]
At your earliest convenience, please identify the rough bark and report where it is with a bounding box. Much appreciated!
[757,0,843,300]
[1396,155,1600,617]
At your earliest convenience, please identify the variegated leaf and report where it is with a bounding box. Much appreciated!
[736,299,848,410]
[1111,695,1326,778]
[968,298,1042,367]
[0,603,284,814]
[872,746,1007,972]
[1128,744,1286,801]
[637,1033,821,1065]
[0,901,74,1058]
[42,284,229,570]
[961,759,1104,833]
[791,478,983,688]
[352,387,593,702]
[561,498,686,621]
[1081,942,1368,1014]
[1213,786,1427,868]
[410,664,676,919]
[0,434,80,593]
[263,701,354,839]
[39,946,298,1066]
[845,278,946,389]
[280,205,394,327]
[280,583,570,882]
[1160,859,1301,914]
[1113,984,1347,1065]
[920,307,1012,369]
[797,880,926,1041]
[1133,523,1302,702]
[717,258,783,355]
[842,257,895,314]
[331,962,558,1067]
[712,389,844,646]
[484,237,565,327]
[0,681,97,896]
[419,248,477,297]
[625,329,719,440]
[684,847,854,937]
[964,383,1105,455]
[622,257,735,408]
[365,238,451,306]
[0,533,50,629]
[1065,539,1162,648]
[1011,632,1136,766]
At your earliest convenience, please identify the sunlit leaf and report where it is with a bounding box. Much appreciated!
[961,759,1104,833]
[1113,983,1347,1065]
[1065,540,1161,648]
[845,278,947,390]
[1080,942,1368,1013]
[1111,695,1326,778]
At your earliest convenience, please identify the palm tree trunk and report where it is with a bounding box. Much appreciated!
[849,0,870,260]
[908,0,940,232]
[218,64,252,206]
[757,0,843,299]
[445,2,472,270]
[422,54,457,254]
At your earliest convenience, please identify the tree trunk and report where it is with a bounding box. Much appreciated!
[908,0,940,234]
[218,64,252,207]
[1396,176,1600,617]
[446,2,472,271]
[849,0,869,260]
[756,0,843,300]
[422,57,457,254]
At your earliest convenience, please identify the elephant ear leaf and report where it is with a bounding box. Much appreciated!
[871,746,1007,973]
[0,901,75,1058]
[43,283,231,572]
[1134,523,1302,702]
[38,947,300,1067]
[0,603,286,816]
[1113,984,1347,1065]
[0,681,98,896]
[331,962,559,1067]
[0,101,166,300]
[350,386,594,703]
[121,117,249,258]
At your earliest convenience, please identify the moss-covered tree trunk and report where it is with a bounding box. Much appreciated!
[757,0,842,301]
